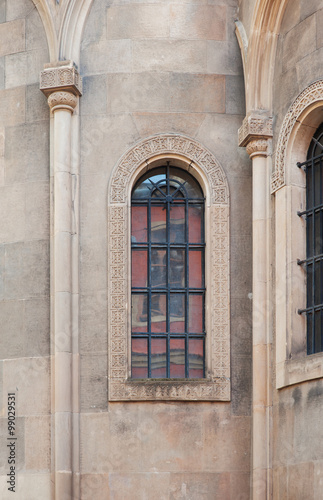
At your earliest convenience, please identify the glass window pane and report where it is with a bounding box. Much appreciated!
[151,206,166,242]
[169,249,185,288]
[131,206,147,242]
[132,294,147,333]
[307,313,313,354]
[314,261,322,305]
[170,205,185,243]
[170,294,185,333]
[151,338,166,378]
[151,294,166,333]
[189,295,203,333]
[315,310,322,353]
[189,205,203,243]
[151,249,166,288]
[169,168,203,199]
[189,338,204,378]
[132,250,147,288]
[170,338,185,378]
[132,338,148,378]
[189,250,203,288]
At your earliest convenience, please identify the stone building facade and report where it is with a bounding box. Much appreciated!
[0,0,322,499]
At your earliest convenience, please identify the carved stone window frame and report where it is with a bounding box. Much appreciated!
[107,134,230,401]
[272,81,323,389]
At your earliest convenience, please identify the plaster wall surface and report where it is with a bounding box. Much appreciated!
[79,0,251,498]
[0,0,51,499]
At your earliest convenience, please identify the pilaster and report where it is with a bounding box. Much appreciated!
[40,61,82,500]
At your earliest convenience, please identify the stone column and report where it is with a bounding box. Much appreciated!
[239,114,273,500]
[40,62,82,500]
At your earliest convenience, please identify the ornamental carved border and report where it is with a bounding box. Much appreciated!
[107,134,230,401]
[271,80,323,193]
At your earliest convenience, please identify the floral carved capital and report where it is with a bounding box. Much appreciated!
[246,138,268,158]
[47,91,78,112]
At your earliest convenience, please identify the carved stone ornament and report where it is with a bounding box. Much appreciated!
[271,80,323,193]
[40,61,82,98]
[239,113,273,148]
[47,91,78,112]
[246,139,268,158]
[107,134,230,401]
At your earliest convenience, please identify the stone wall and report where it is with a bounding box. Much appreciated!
[79,0,251,498]
[0,0,50,498]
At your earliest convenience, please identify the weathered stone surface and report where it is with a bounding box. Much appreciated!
[25,416,51,471]
[81,39,132,75]
[81,474,110,500]
[282,15,316,73]
[26,8,48,51]
[80,292,107,353]
[0,87,25,127]
[225,75,245,115]
[133,40,207,73]
[300,0,323,22]
[0,300,24,358]
[25,182,49,241]
[170,5,227,40]
[169,74,225,113]
[110,472,170,500]
[3,357,50,415]
[0,19,25,57]
[26,84,49,122]
[169,472,230,500]
[0,184,26,243]
[4,240,49,299]
[107,4,169,39]
[80,354,108,410]
[6,0,33,22]
[5,122,49,183]
[24,298,50,357]
[5,49,49,89]
[207,40,243,75]
[106,73,170,113]
[132,112,205,138]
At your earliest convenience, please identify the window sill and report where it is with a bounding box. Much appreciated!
[276,352,323,389]
[108,377,230,401]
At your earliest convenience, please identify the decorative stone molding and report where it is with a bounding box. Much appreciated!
[40,60,82,100]
[246,138,268,158]
[47,90,78,112]
[239,112,273,148]
[271,80,323,193]
[107,134,230,401]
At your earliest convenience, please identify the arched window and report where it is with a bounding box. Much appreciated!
[298,123,323,354]
[108,134,230,401]
[131,163,205,378]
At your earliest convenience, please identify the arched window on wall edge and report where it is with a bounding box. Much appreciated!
[297,123,323,354]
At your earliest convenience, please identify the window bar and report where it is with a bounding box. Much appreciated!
[166,164,171,378]
[310,154,315,352]
[147,196,152,377]
[185,197,189,378]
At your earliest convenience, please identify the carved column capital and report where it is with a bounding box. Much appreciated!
[47,91,78,112]
[40,61,82,113]
[239,112,273,158]
[246,138,268,158]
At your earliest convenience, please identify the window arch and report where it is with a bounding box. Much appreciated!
[107,134,230,401]
[131,164,205,379]
[273,82,323,388]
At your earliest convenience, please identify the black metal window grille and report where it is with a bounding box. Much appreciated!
[297,123,323,354]
[131,163,206,378]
